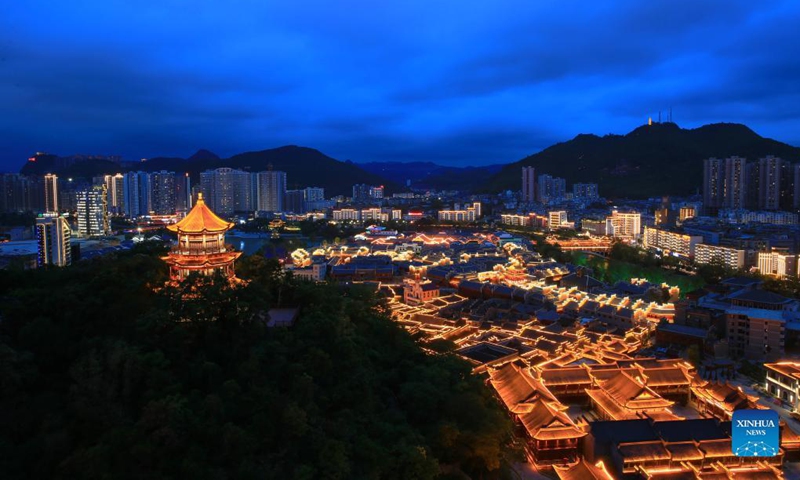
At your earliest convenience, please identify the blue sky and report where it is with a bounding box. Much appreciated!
[1,1,799,170]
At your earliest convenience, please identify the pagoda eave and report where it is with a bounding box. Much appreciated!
[163,252,242,269]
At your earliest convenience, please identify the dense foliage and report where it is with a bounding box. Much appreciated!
[0,249,514,479]
[485,122,800,197]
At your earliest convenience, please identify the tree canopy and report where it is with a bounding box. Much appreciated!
[0,248,514,479]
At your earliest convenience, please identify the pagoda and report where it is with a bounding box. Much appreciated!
[163,193,242,281]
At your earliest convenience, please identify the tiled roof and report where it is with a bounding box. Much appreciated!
[168,194,233,233]
[553,460,615,480]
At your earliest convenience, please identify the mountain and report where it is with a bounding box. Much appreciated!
[359,161,503,190]
[20,146,395,196]
[484,122,800,198]
[187,149,220,161]
[224,146,396,195]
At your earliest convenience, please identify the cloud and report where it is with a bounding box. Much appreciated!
[0,0,798,169]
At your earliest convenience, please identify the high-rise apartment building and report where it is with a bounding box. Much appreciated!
[200,168,252,216]
[124,171,152,217]
[573,183,599,201]
[704,157,752,213]
[76,185,110,237]
[352,184,371,203]
[537,175,566,204]
[703,157,725,215]
[99,174,125,215]
[369,185,384,200]
[522,166,536,203]
[254,170,286,212]
[150,171,177,215]
[305,187,325,202]
[175,173,192,211]
[758,156,783,210]
[36,214,72,267]
[0,174,45,213]
[724,156,747,210]
[284,189,305,213]
[43,173,59,213]
[794,164,800,210]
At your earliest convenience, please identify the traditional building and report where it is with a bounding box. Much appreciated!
[690,381,764,420]
[163,193,241,281]
[488,363,586,466]
[586,371,677,421]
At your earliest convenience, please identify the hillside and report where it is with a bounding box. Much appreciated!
[0,249,513,478]
[226,146,395,195]
[21,146,395,197]
[484,122,800,198]
[359,161,503,190]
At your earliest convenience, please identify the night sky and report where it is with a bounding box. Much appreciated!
[2,1,799,170]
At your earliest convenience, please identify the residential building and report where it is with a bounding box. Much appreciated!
[332,208,361,221]
[572,183,599,201]
[35,214,71,267]
[100,173,125,215]
[694,244,745,270]
[352,183,371,203]
[678,206,696,222]
[522,166,535,203]
[200,168,251,216]
[581,218,610,236]
[123,171,151,217]
[175,173,192,211]
[548,211,569,230]
[253,170,286,212]
[76,185,109,237]
[643,227,702,258]
[608,210,641,239]
[304,187,325,202]
[703,157,725,214]
[369,185,384,200]
[727,307,786,361]
[759,155,783,210]
[724,156,748,210]
[438,202,481,222]
[758,250,798,278]
[150,171,177,215]
[537,174,566,204]
[43,173,59,213]
[284,189,305,213]
[794,164,800,209]
[362,207,389,222]
[0,174,45,213]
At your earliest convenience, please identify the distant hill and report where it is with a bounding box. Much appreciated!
[21,146,395,197]
[224,146,396,195]
[187,149,220,162]
[359,161,503,190]
[484,122,800,198]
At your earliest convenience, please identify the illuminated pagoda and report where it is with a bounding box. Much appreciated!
[163,193,241,281]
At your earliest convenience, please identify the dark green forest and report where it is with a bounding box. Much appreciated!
[0,248,514,479]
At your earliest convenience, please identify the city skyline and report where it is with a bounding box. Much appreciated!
[2,1,800,169]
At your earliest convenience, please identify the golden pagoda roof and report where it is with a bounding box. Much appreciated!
[168,193,233,233]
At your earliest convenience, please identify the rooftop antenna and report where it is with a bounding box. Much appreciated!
[658,111,661,123]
